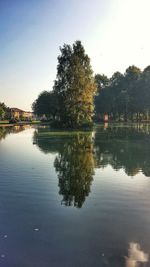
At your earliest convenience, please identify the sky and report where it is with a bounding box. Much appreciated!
[0,0,150,111]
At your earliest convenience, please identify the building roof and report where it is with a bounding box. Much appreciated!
[10,108,24,112]
[10,108,33,113]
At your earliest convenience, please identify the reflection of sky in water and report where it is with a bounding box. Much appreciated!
[126,243,149,267]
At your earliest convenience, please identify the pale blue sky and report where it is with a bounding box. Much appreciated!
[0,0,150,111]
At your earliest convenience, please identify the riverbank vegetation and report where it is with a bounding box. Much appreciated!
[2,42,150,127]
[33,41,150,126]
[95,65,150,122]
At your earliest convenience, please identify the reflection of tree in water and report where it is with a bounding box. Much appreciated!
[33,130,95,207]
[0,127,8,140]
[0,125,30,141]
[54,134,95,208]
[95,125,150,177]
[0,126,17,141]
[34,124,150,209]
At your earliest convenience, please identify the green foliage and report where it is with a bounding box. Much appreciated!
[53,40,96,128]
[33,43,150,124]
[32,91,58,120]
[0,107,5,118]
[0,102,9,120]
[32,41,96,129]
[95,65,150,121]
[95,73,109,93]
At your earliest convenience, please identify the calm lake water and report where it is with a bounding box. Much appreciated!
[0,124,150,267]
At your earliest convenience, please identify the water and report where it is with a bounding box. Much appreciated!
[0,124,150,267]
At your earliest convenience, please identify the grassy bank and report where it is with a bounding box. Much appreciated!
[35,130,92,138]
[0,120,9,124]
[0,121,41,126]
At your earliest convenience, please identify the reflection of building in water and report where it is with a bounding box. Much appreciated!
[126,243,149,267]
[12,125,32,133]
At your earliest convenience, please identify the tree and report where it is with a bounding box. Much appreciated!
[0,106,5,119]
[32,91,58,120]
[53,40,96,128]
[94,65,145,122]
[95,74,109,93]
[0,102,9,120]
[124,66,141,120]
[140,66,150,120]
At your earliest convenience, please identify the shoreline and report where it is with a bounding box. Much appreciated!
[1,121,150,128]
[0,122,41,127]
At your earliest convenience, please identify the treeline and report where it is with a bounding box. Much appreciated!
[33,64,150,124]
[95,65,150,121]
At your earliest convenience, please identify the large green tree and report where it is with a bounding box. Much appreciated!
[53,40,96,128]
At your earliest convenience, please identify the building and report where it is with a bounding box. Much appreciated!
[10,108,34,120]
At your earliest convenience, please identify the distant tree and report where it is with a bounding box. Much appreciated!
[53,40,96,128]
[95,72,124,120]
[95,74,109,93]
[32,91,58,120]
[94,65,148,122]
[0,107,5,119]
[139,66,150,120]
[124,66,141,120]
[0,102,9,120]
